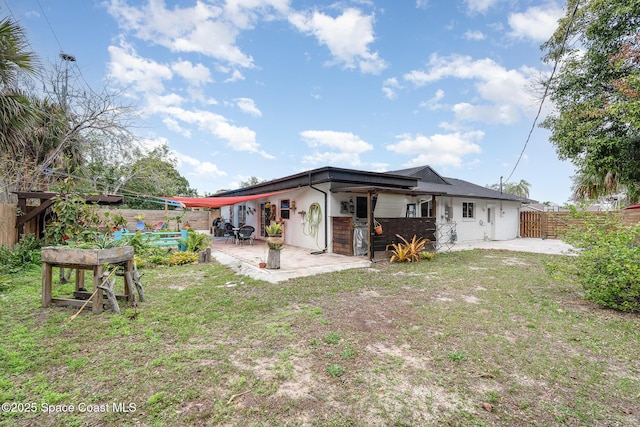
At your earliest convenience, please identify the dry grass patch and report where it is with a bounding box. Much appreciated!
[0,250,639,426]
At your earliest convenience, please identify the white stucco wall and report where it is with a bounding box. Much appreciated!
[435,196,520,242]
[226,185,330,252]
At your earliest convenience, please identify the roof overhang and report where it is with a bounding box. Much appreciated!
[213,167,419,197]
[330,185,439,196]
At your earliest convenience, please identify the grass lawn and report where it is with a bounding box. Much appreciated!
[1,249,639,426]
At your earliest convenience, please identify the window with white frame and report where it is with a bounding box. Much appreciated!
[462,202,475,219]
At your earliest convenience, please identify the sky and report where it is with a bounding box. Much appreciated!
[5,0,576,204]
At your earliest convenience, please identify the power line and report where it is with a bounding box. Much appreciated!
[504,0,581,184]
[35,0,63,52]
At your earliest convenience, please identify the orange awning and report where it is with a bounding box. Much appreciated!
[164,191,287,208]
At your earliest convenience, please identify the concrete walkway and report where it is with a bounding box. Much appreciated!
[448,237,576,255]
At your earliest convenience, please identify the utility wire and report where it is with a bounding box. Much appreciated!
[35,0,63,52]
[504,0,581,184]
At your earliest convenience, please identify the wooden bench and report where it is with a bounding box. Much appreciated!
[113,229,188,251]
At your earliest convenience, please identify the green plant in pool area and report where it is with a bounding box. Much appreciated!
[179,229,211,252]
[326,364,344,378]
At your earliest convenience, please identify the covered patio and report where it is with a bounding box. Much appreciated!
[209,236,372,283]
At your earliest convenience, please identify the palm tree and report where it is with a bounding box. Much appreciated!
[0,18,39,170]
[487,179,531,199]
[506,179,531,199]
[571,169,624,203]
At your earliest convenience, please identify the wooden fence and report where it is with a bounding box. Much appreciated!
[0,204,17,249]
[520,210,640,239]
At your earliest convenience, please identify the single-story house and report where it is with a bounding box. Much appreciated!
[172,165,530,259]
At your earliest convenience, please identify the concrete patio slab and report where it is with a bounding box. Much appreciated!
[448,237,576,255]
[209,237,371,283]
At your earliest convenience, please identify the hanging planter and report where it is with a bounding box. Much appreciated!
[374,220,383,235]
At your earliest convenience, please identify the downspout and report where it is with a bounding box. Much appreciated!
[309,173,328,254]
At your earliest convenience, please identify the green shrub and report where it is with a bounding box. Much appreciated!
[0,234,42,274]
[561,212,640,313]
[180,230,211,252]
[168,251,199,266]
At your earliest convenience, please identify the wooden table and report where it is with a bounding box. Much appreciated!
[41,246,135,314]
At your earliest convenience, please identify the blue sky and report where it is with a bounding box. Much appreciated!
[6,0,574,203]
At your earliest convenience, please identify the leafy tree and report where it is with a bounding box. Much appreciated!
[239,176,265,188]
[0,19,137,201]
[541,0,640,202]
[487,179,531,199]
[122,145,198,209]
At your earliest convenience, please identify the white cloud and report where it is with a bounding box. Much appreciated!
[289,7,387,74]
[386,131,483,167]
[171,60,212,86]
[106,0,254,68]
[225,69,246,83]
[300,130,373,166]
[508,4,564,42]
[107,43,172,94]
[452,102,520,124]
[235,97,262,117]
[382,77,401,100]
[403,54,540,124]
[160,106,273,158]
[419,89,445,110]
[464,0,501,14]
[173,152,227,177]
[463,30,485,40]
[416,0,429,10]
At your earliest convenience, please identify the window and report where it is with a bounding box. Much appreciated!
[280,199,290,219]
[462,202,475,219]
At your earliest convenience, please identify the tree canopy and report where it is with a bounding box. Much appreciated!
[541,0,640,203]
[0,18,197,205]
[487,179,531,199]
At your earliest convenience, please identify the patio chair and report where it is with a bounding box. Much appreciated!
[223,223,236,243]
[236,225,255,246]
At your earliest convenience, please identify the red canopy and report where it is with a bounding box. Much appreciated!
[164,191,287,208]
[624,203,640,210]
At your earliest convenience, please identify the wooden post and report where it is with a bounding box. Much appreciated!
[132,262,145,302]
[42,262,52,307]
[123,260,136,305]
[75,269,85,291]
[92,265,104,314]
[266,248,281,269]
[98,275,120,314]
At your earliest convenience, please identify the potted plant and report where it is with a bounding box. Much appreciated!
[112,213,127,230]
[265,222,282,236]
[265,222,283,269]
